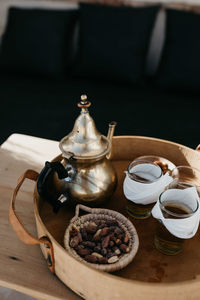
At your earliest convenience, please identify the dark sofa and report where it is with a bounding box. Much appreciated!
[1,2,200,149]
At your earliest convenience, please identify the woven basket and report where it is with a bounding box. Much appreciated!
[64,204,139,272]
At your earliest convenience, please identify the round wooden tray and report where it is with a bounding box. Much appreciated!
[10,136,200,299]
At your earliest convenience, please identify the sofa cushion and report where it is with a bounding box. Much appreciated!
[0,7,78,77]
[74,3,159,84]
[156,9,200,90]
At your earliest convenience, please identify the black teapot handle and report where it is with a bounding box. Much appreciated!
[37,161,69,213]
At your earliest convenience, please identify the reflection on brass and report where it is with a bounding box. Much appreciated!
[107,121,117,159]
[55,95,118,206]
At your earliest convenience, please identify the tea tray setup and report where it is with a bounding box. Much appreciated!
[3,133,200,299]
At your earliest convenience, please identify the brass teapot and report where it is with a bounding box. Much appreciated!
[37,95,118,212]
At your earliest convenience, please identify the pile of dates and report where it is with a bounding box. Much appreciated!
[69,219,131,264]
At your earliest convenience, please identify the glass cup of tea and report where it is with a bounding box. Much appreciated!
[123,160,172,219]
[152,166,200,255]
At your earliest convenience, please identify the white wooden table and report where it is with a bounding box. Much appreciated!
[0,134,81,300]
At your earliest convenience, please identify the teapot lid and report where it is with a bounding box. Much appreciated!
[59,95,110,160]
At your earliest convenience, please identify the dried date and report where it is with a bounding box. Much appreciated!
[94,245,101,253]
[100,227,110,236]
[108,256,119,264]
[109,240,114,247]
[80,227,87,240]
[93,229,102,241]
[101,248,107,256]
[85,223,97,233]
[98,257,108,264]
[69,218,131,265]
[124,234,129,244]
[85,254,98,263]
[102,235,110,248]
[77,248,92,256]
[70,235,80,248]
[82,241,96,249]
[120,244,130,253]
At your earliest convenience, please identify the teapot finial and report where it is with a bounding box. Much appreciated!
[78,94,91,112]
[81,94,87,102]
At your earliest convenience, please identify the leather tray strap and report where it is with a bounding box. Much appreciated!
[9,169,55,273]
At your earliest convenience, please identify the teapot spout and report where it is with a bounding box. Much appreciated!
[107,121,117,159]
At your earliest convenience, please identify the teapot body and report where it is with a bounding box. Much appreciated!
[54,156,117,206]
[37,95,118,212]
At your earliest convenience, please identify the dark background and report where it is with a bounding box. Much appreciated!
[1,5,200,150]
[1,73,199,149]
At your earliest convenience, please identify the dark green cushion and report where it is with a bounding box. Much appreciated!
[0,7,78,77]
[156,9,200,91]
[74,3,159,84]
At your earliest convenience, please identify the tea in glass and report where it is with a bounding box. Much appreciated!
[124,160,163,219]
[153,177,199,255]
[154,201,194,255]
